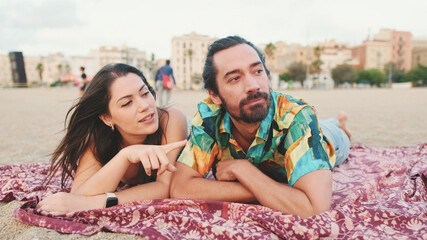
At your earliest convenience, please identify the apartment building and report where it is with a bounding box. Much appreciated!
[373,29,412,71]
[352,40,392,70]
[312,40,358,75]
[412,38,427,67]
[91,45,147,75]
[0,55,12,86]
[171,32,216,89]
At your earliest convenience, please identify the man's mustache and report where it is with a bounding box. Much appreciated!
[239,91,269,107]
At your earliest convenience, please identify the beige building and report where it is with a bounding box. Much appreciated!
[411,38,427,68]
[91,45,147,75]
[373,29,412,71]
[0,53,68,86]
[0,55,12,86]
[352,40,392,70]
[412,38,427,49]
[171,32,216,89]
[70,56,96,77]
[412,48,427,67]
[38,53,69,84]
[262,41,315,74]
[316,40,358,74]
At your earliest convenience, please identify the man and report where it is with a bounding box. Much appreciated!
[154,60,176,106]
[170,36,350,218]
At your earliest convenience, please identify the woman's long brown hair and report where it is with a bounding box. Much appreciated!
[45,63,166,189]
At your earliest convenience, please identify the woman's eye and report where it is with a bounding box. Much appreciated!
[142,91,150,96]
[121,101,131,107]
[256,69,263,74]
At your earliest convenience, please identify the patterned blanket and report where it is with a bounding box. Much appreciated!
[1,144,426,239]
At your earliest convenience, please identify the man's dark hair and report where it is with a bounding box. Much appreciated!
[202,36,270,94]
[166,60,170,65]
[80,66,85,71]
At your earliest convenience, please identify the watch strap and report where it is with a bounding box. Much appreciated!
[105,192,118,208]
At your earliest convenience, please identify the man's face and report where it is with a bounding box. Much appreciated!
[210,44,271,123]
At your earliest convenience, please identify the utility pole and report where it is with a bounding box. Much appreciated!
[305,26,310,89]
[388,63,393,88]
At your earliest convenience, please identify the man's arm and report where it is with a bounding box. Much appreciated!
[154,69,161,81]
[170,68,176,84]
[170,162,256,203]
[215,159,332,218]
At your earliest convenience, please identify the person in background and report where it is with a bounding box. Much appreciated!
[154,60,176,106]
[79,66,89,97]
[37,63,187,214]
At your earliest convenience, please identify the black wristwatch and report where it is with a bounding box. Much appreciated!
[105,192,118,208]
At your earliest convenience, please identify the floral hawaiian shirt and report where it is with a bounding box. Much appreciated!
[178,92,335,187]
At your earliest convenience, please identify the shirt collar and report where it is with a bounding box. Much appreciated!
[199,93,277,142]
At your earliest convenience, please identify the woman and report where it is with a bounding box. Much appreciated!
[37,63,188,214]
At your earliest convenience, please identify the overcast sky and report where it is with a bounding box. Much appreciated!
[1,0,426,59]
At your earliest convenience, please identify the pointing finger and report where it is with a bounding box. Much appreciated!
[155,147,169,176]
[161,140,187,153]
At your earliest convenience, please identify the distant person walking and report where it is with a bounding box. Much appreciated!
[154,60,176,106]
[79,66,89,97]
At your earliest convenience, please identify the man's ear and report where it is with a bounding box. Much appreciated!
[208,89,222,105]
[99,114,113,127]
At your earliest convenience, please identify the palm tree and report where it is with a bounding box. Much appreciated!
[187,49,193,89]
[36,63,44,82]
[264,43,276,71]
[65,64,71,74]
[310,46,323,74]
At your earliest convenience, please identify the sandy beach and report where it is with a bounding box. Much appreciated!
[1,87,427,239]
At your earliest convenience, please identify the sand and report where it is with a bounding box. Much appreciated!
[1,86,426,239]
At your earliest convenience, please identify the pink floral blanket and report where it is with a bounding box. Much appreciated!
[1,144,426,239]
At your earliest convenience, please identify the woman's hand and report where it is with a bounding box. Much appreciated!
[123,140,187,177]
[36,192,104,215]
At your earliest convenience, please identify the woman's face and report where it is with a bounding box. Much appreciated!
[103,73,158,144]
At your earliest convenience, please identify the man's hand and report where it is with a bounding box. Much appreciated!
[215,159,249,181]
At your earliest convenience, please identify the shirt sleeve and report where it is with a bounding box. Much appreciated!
[154,69,161,81]
[177,113,218,178]
[170,68,176,84]
[283,106,333,187]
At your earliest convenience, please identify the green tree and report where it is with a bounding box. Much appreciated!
[310,46,323,74]
[36,63,44,82]
[264,42,276,59]
[404,64,427,86]
[331,64,358,86]
[57,64,63,82]
[384,62,405,83]
[264,43,276,72]
[287,62,307,86]
[357,69,387,87]
[186,49,194,89]
[191,73,203,90]
[279,72,292,82]
[311,59,323,74]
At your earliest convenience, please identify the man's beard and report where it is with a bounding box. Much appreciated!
[219,91,271,123]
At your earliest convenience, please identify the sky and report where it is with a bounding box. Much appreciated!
[1,0,426,59]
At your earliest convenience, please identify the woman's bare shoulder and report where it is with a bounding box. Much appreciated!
[160,106,188,142]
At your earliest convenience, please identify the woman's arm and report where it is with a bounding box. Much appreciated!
[37,107,188,214]
[71,107,187,196]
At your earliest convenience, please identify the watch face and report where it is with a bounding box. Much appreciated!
[106,197,118,208]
